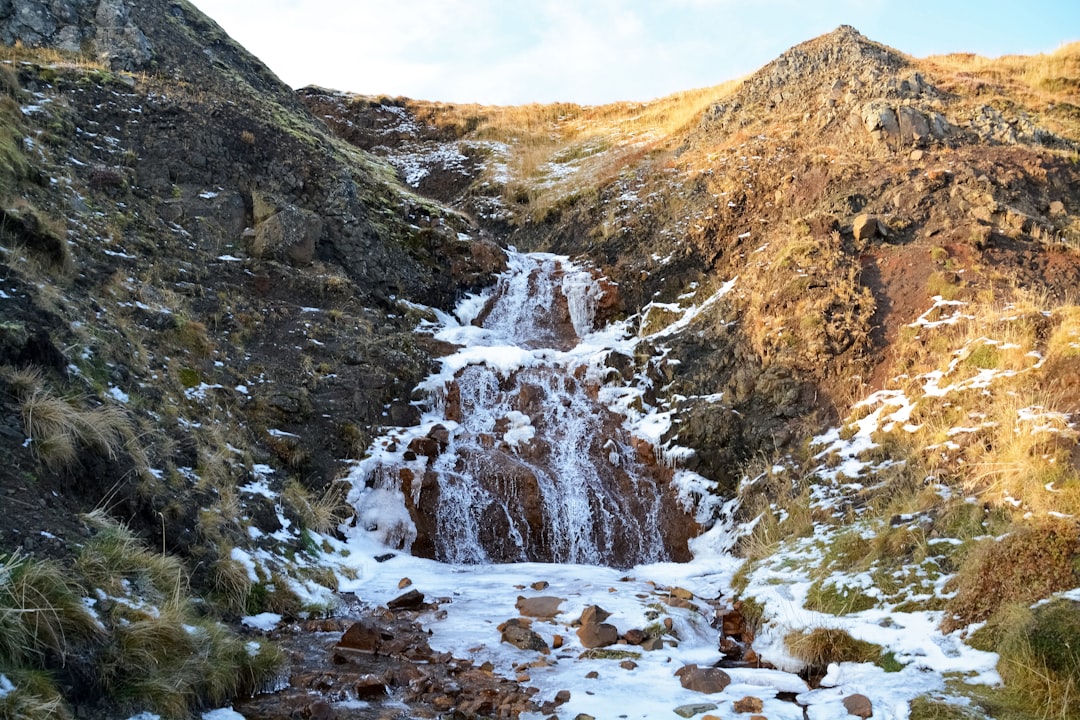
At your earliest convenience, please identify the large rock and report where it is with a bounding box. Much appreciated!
[674,664,732,694]
[852,214,879,242]
[577,622,619,649]
[843,693,873,718]
[862,102,900,143]
[898,105,931,145]
[251,203,324,266]
[499,618,549,653]
[516,595,565,618]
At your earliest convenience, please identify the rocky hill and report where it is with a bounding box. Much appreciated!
[2,4,1080,720]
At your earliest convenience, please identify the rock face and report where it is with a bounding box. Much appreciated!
[0,0,152,69]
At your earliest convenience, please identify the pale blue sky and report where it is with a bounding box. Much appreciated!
[191,0,1079,105]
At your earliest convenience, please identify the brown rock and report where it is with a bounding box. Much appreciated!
[619,660,638,670]
[577,622,619,648]
[1050,200,1066,216]
[516,595,565,618]
[734,695,765,713]
[843,693,873,718]
[337,621,385,653]
[387,589,426,611]
[552,634,564,649]
[675,664,732,694]
[623,628,646,645]
[853,214,879,242]
[500,619,549,653]
[407,436,441,461]
[663,617,674,631]
[585,671,599,679]
[554,690,571,705]
[640,636,665,651]
[578,605,611,626]
[531,580,550,591]
[398,577,412,589]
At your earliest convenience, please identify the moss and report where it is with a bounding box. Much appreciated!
[964,343,1000,370]
[579,648,641,660]
[805,580,877,615]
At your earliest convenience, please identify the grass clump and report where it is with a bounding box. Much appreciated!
[968,599,1080,720]
[784,627,883,676]
[0,551,101,667]
[9,368,136,474]
[942,518,1080,632]
[75,513,285,717]
[908,695,987,720]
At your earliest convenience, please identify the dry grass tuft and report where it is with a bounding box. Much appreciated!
[942,518,1080,632]
[784,627,883,675]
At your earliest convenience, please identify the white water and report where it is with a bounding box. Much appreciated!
[351,251,675,567]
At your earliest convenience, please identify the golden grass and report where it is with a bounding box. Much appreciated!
[399,79,741,218]
[918,41,1080,140]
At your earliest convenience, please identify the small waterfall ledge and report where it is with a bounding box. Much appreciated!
[346,250,727,568]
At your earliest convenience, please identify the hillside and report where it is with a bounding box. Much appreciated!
[2,5,1080,720]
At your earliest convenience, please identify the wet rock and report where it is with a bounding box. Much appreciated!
[387,589,425,611]
[337,620,387,653]
[577,622,619,649]
[306,700,335,720]
[675,664,731,694]
[516,595,565,618]
[843,693,873,718]
[734,695,765,713]
[674,704,718,718]
[353,673,389,699]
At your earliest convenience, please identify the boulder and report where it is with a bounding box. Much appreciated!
[577,622,619,649]
[843,693,874,718]
[853,214,879,242]
[387,589,425,611]
[250,195,324,266]
[577,605,612,626]
[675,664,731,694]
[898,105,931,145]
[516,595,565,618]
[500,619,549,653]
[862,102,900,143]
[337,621,386,653]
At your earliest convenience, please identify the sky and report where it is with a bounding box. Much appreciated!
[190,0,1080,106]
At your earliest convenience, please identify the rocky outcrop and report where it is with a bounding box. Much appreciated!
[0,0,151,70]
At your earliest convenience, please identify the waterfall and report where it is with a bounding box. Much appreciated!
[348,251,692,568]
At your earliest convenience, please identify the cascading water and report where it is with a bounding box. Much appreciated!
[349,251,694,568]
